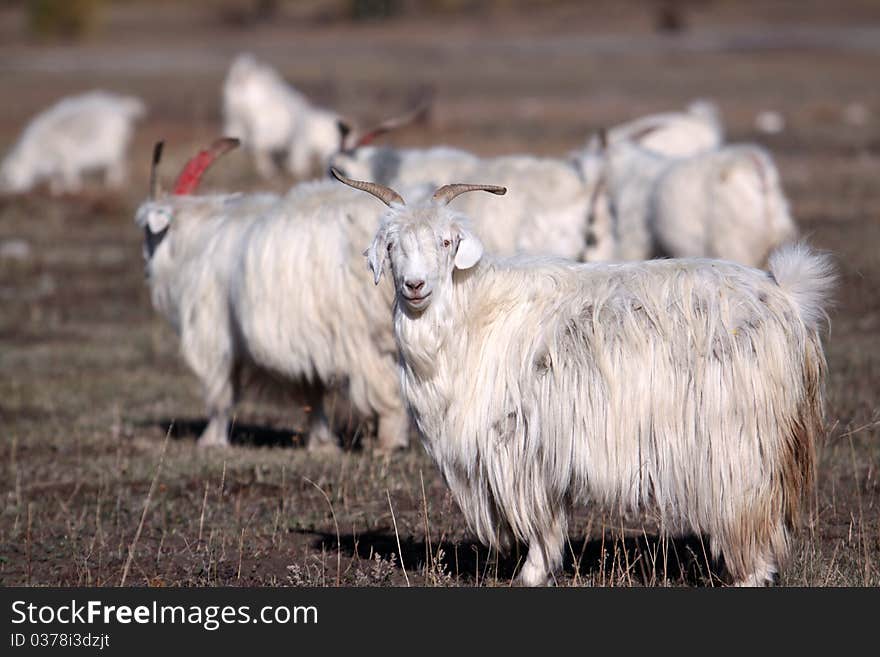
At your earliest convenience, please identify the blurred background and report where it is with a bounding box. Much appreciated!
[1,1,878,586]
[3,0,880,164]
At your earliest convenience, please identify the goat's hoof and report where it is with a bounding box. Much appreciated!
[306,440,342,456]
[196,436,230,449]
[372,440,409,455]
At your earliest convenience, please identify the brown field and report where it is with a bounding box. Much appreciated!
[1,1,878,586]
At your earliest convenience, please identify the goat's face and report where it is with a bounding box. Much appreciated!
[368,205,483,313]
[329,169,502,312]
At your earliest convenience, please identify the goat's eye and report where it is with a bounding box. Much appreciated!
[442,239,451,248]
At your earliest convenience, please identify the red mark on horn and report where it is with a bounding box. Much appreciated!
[173,138,240,195]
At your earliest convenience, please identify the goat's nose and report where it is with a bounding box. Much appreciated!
[405,279,425,293]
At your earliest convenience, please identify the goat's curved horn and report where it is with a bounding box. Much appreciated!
[629,123,665,144]
[149,141,164,199]
[173,137,240,195]
[354,102,431,148]
[431,183,507,205]
[329,167,405,207]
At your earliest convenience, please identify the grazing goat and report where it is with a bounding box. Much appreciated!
[1,91,145,194]
[137,141,410,451]
[334,169,833,587]
[222,53,342,179]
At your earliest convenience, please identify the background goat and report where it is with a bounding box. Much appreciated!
[1,90,146,195]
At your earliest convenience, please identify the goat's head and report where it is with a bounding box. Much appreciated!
[135,138,239,260]
[330,168,504,313]
[326,102,430,182]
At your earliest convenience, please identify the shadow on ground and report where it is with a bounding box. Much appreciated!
[301,529,726,586]
[144,417,305,448]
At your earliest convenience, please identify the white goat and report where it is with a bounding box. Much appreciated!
[335,170,833,587]
[222,53,342,179]
[137,141,410,451]
[1,90,145,194]
[594,136,798,265]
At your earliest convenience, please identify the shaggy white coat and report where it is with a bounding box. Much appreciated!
[599,139,798,265]
[222,53,342,179]
[364,195,832,587]
[1,91,146,194]
[573,101,724,187]
[136,184,409,450]
[332,146,602,261]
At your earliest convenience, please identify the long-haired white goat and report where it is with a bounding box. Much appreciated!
[334,169,834,586]
[1,90,146,194]
[591,132,797,266]
[137,141,409,450]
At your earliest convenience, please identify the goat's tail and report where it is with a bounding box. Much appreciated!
[769,243,833,532]
[769,242,836,332]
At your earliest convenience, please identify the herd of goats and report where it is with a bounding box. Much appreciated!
[1,53,836,587]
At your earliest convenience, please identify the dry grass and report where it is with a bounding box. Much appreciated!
[1,1,878,587]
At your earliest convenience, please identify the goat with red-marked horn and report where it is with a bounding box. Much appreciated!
[135,136,274,277]
[136,148,429,453]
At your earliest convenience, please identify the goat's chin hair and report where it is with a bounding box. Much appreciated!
[397,298,431,317]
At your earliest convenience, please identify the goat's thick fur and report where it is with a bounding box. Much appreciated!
[222,53,341,179]
[599,139,798,265]
[332,146,601,261]
[357,187,832,586]
[136,183,409,450]
[332,104,724,264]
[574,101,723,186]
[1,91,146,194]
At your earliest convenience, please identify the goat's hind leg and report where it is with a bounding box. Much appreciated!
[719,515,786,587]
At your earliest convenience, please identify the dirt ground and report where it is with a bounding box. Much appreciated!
[1,1,878,586]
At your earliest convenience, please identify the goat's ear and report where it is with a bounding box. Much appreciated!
[454,227,483,270]
[365,228,388,285]
[146,207,171,234]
